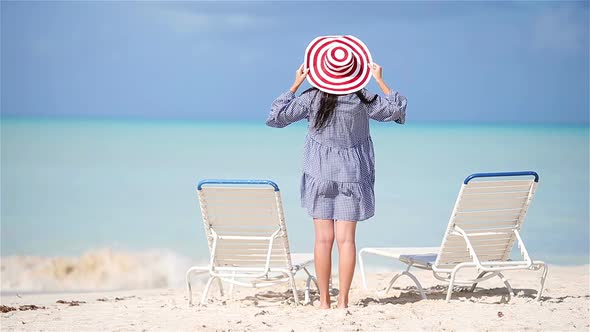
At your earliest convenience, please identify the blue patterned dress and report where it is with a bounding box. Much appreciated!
[266,88,407,221]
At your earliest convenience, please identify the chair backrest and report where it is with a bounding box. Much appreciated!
[196,180,293,276]
[434,171,539,271]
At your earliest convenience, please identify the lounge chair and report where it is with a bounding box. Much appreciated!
[186,179,318,306]
[358,171,548,302]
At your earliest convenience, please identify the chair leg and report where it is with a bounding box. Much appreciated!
[382,265,427,300]
[305,274,313,304]
[215,277,224,297]
[228,272,236,297]
[289,274,300,305]
[403,270,427,300]
[446,268,461,302]
[186,267,208,306]
[311,276,319,291]
[469,271,488,292]
[200,276,216,306]
[535,262,548,301]
[186,270,194,306]
[303,267,319,290]
[496,272,513,302]
[358,249,368,290]
[303,267,318,305]
[383,272,403,294]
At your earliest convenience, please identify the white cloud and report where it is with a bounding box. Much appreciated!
[148,6,274,34]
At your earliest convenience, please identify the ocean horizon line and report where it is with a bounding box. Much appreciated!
[1,114,589,129]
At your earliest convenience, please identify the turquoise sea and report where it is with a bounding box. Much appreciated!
[1,118,588,291]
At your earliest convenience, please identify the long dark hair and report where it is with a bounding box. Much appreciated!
[301,87,378,130]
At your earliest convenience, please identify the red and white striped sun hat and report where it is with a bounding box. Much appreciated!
[304,35,373,95]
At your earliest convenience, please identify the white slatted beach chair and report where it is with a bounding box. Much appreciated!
[186,179,318,306]
[359,171,548,302]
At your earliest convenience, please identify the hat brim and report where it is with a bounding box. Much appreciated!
[304,35,372,95]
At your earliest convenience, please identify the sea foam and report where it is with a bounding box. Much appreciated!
[0,248,200,292]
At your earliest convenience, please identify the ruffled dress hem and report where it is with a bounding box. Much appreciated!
[300,172,375,221]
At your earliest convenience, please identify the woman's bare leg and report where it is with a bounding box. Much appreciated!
[335,220,357,309]
[313,218,335,309]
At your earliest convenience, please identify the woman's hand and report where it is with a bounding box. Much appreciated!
[290,64,308,93]
[369,62,391,95]
[369,62,384,81]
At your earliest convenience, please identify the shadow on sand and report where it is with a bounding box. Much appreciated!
[356,286,589,306]
[236,285,588,307]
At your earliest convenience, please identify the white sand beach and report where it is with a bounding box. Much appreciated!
[1,265,588,331]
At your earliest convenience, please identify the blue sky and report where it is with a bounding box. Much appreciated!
[1,1,588,124]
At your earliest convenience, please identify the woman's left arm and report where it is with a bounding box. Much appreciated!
[266,65,310,128]
[366,63,407,124]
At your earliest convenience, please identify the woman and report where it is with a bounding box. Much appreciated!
[266,36,407,309]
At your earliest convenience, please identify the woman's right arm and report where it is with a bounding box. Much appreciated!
[366,63,407,124]
[266,91,309,128]
[266,64,310,128]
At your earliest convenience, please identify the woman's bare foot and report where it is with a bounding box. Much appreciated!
[336,298,348,309]
[318,294,331,309]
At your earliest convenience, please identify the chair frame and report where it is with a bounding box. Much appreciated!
[359,171,548,302]
[186,179,318,306]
